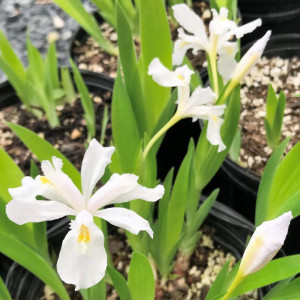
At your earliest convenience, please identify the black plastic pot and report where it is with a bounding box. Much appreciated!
[3,201,273,299]
[204,34,300,253]
[239,0,300,46]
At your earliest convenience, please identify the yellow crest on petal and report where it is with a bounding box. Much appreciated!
[78,224,90,244]
[40,176,53,185]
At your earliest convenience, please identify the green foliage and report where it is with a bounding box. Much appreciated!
[80,280,106,300]
[139,0,172,133]
[107,266,132,300]
[61,67,76,103]
[151,142,195,276]
[0,232,70,300]
[0,149,38,248]
[205,262,230,300]
[194,85,241,192]
[115,1,145,136]
[0,32,77,128]
[228,127,241,163]
[128,253,155,300]
[255,138,300,224]
[7,123,81,189]
[255,138,290,226]
[70,60,95,140]
[0,276,12,300]
[231,255,300,297]
[180,189,219,256]
[264,85,286,149]
[263,277,300,300]
[111,69,140,173]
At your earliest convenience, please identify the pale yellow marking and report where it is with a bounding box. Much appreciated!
[40,176,53,185]
[180,41,188,48]
[211,114,218,122]
[178,74,184,81]
[78,224,90,244]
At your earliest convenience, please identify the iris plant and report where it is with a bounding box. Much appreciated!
[6,139,164,290]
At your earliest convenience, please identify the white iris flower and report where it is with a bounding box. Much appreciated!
[223,211,292,300]
[148,58,226,152]
[239,211,292,276]
[172,4,262,67]
[6,139,164,290]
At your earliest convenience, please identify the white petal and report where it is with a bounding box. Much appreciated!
[232,31,271,82]
[207,114,226,152]
[172,4,208,43]
[172,29,204,66]
[234,18,262,39]
[9,175,73,207]
[190,86,216,106]
[239,211,292,276]
[81,139,114,202]
[6,198,75,225]
[217,43,238,82]
[148,58,184,87]
[57,210,107,291]
[209,8,236,37]
[41,157,84,210]
[178,87,217,118]
[95,207,154,238]
[88,173,164,212]
[9,177,37,198]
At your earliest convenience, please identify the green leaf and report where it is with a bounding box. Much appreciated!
[82,279,106,300]
[263,277,300,300]
[206,262,230,300]
[231,255,300,296]
[0,58,27,106]
[139,0,172,133]
[263,277,293,299]
[0,276,12,300]
[0,232,69,300]
[255,138,290,226]
[70,59,95,140]
[0,30,26,80]
[0,149,37,248]
[194,85,240,191]
[181,189,218,255]
[91,0,115,27]
[228,127,241,163]
[165,140,194,255]
[61,67,76,103]
[107,266,132,300]
[7,123,81,189]
[52,0,117,55]
[128,253,155,300]
[267,141,300,220]
[111,70,140,173]
[265,85,286,149]
[100,105,109,145]
[45,42,60,91]
[116,1,145,136]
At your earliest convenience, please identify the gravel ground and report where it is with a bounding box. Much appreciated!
[0,0,95,83]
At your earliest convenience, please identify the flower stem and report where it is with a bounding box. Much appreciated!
[142,114,181,161]
[222,272,244,300]
[208,34,219,96]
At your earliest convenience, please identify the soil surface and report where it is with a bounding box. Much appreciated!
[239,56,300,176]
[72,0,212,78]
[0,89,112,174]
